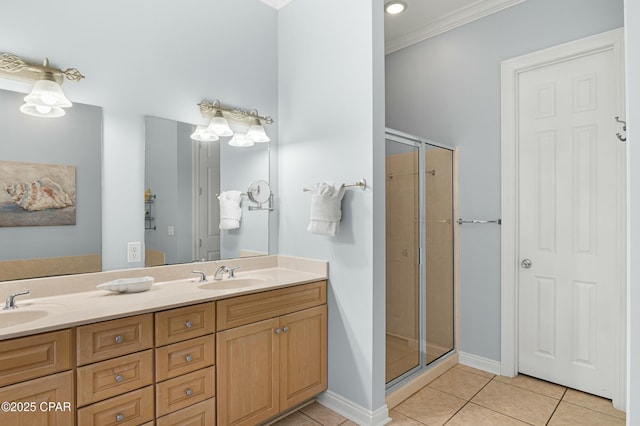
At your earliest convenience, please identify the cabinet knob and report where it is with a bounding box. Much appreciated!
[185,320,193,328]
[115,413,125,422]
[275,328,281,335]
[185,354,193,362]
[185,388,193,397]
[114,335,124,344]
[283,326,289,333]
[115,374,124,383]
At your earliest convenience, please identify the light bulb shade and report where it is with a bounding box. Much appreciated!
[190,125,220,142]
[207,116,233,137]
[228,133,255,147]
[20,102,65,118]
[246,124,270,143]
[23,79,72,108]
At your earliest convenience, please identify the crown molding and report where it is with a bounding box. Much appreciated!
[385,0,526,55]
[259,0,295,10]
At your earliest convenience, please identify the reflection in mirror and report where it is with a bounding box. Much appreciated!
[0,88,102,281]
[144,116,269,265]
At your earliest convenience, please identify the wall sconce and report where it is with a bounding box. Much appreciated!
[0,52,84,118]
[193,99,273,145]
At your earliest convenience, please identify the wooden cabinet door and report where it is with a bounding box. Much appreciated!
[216,318,279,426]
[279,305,327,410]
[0,371,74,426]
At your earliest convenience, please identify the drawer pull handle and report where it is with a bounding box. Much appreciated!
[283,326,289,333]
[185,354,193,362]
[114,335,124,344]
[275,328,281,335]
[115,413,125,422]
[115,374,124,383]
[185,388,193,397]
[185,320,193,328]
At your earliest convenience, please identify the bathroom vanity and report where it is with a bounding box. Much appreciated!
[0,256,327,426]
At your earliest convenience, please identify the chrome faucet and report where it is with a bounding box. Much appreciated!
[229,266,240,278]
[191,270,207,282]
[3,290,30,310]
[214,266,229,280]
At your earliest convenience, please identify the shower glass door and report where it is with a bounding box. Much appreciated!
[385,129,455,388]
[424,146,455,363]
[385,137,421,383]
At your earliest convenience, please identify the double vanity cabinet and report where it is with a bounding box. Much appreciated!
[0,279,327,426]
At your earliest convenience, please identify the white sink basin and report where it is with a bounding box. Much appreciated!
[0,310,48,328]
[199,278,266,291]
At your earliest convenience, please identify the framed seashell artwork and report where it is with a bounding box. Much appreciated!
[0,160,76,227]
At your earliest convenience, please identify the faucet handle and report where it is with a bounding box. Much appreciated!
[229,267,240,278]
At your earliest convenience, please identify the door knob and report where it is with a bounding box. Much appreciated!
[521,259,532,269]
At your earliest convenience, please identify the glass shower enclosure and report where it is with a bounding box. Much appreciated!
[385,128,456,388]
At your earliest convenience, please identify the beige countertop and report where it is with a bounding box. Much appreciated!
[0,255,328,341]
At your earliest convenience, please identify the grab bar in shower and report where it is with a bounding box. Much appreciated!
[457,218,502,225]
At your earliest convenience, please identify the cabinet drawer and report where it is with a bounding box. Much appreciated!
[0,329,71,387]
[76,314,153,365]
[156,302,215,346]
[77,350,153,406]
[156,398,216,426]
[156,335,215,382]
[216,281,326,331]
[0,371,74,426]
[156,366,215,417]
[77,386,154,426]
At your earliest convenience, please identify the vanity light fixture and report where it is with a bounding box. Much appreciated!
[385,0,407,15]
[194,99,273,146]
[0,52,84,118]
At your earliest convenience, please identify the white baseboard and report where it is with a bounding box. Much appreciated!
[316,390,391,426]
[458,351,502,375]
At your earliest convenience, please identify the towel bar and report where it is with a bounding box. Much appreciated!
[303,178,367,192]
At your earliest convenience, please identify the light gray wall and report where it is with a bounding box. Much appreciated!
[0,0,278,270]
[278,0,386,414]
[385,0,624,361]
[625,0,639,421]
[0,88,102,260]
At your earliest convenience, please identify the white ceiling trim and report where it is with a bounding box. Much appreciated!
[258,0,295,10]
[385,0,526,55]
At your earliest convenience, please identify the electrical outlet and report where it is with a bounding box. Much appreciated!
[127,242,141,263]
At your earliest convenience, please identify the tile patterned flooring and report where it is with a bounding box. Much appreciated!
[273,364,625,425]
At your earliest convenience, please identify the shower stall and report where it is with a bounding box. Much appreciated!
[385,128,457,389]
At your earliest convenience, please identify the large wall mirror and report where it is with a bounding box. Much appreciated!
[0,88,102,281]
[144,116,270,265]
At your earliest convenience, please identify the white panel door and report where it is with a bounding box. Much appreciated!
[517,47,624,398]
[195,141,220,261]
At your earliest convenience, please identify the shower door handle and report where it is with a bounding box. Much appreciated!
[521,259,532,269]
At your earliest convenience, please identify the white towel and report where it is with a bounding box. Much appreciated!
[307,182,345,236]
[218,190,242,230]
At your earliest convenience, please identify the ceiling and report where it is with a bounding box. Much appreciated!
[384,0,525,54]
[258,0,525,55]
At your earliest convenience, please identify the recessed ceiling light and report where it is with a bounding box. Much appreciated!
[385,1,407,15]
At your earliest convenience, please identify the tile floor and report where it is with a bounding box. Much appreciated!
[273,364,626,425]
